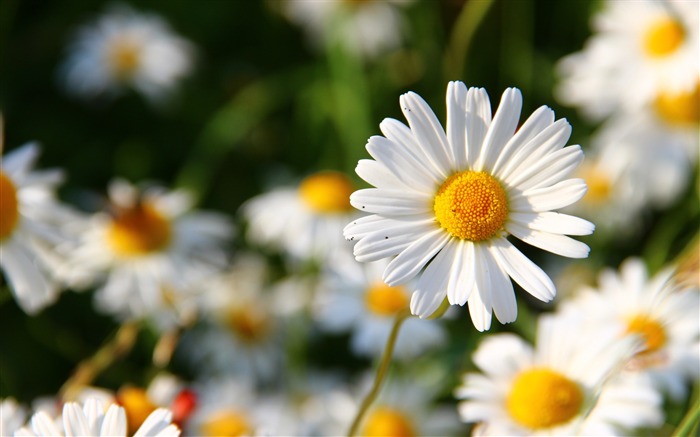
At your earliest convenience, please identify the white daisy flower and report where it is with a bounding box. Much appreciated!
[243,170,358,264]
[344,81,594,331]
[179,255,284,383]
[556,0,699,120]
[0,397,26,436]
[59,178,232,325]
[14,397,179,437]
[0,143,77,314]
[455,315,663,435]
[60,4,194,103]
[279,0,411,60]
[560,258,700,401]
[314,259,447,360]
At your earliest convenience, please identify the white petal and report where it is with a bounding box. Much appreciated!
[508,145,583,191]
[400,92,453,174]
[485,248,517,324]
[508,222,591,258]
[446,81,468,170]
[379,118,445,180]
[82,398,104,434]
[509,212,595,236]
[488,237,556,301]
[100,405,127,436]
[465,87,492,165]
[511,178,587,212]
[133,409,173,437]
[491,105,555,176]
[410,242,454,317]
[384,229,450,286]
[30,411,62,436]
[475,88,522,172]
[0,238,54,314]
[447,240,475,306]
[344,214,388,240]
[356,159,409,190]
[350,188,431,216]
[63,402,91,437]
[471,332,533,375]
[468,245,493,331]
[2,142,40,177]
[366,136,438,192]
[354,224,430,262]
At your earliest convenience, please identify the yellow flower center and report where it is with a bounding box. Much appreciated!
[506,368,584,430]
[106,202,172,257]
[643,17,685,58]
[0,171,20,241]
[108,36,142,78]
[362,407,416,437]
[226,307,271,343]
[298,171,355,214]
[579,164,612,205]
[200,410,252,437]
[433,171,508,241]
[654,83,700,127]
[626,314,667,354]
[365,282,409,316]
[117,387,157,435]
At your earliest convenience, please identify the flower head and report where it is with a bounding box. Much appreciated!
[345,82,593,330]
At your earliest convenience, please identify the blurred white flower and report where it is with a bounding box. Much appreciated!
[0,397,27,436]
[314,258,447,360]
[560,258,700,401]
[344,82,594,331]
[14,397,179,436]
[58,178,232,327]
[242,170,358,265]
[0,143,77,314]
[279,0,412,59]
[455,314,663,435]
[556,0,699,120]
[59,4,194,103]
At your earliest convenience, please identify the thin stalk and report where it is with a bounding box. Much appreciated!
[444,0,496,82]
[346,309,411,437]
[673,397,700,437]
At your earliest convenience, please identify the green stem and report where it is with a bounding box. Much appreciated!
[673,397,700,437]
[444,0,496,82]
[346,309,411,437]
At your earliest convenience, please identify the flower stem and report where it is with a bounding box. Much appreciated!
[347,309,411,437]
[673,397,700,437]
[444,0,496,81]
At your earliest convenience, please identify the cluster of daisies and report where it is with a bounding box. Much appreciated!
[1,0,699,436]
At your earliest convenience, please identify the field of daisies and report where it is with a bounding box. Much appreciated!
[1,0,699,436]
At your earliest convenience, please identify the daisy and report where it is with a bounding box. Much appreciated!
[59,3,194,103]
[559,258,700,401]
[179,255,284,383]
[14,397,179,436]
[0,143,77,314]
[556,0,699,120]
[455,314,663,435]
[243,170,358,265]
[278,0,411,60]
[344,82,594,331]
[0,397,26,436]
[314,258,447,360]
[59,178,232,325]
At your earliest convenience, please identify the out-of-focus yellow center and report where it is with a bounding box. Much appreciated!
[226,307,270,343]
[298,171,355,214]
[433,171,508,241]
[362,407,416,437]
[654,83,700,126]
[0,171,19,241]
[107,203,172,256]
[108,36,142,78]
[117,387,157,435]
[579,163,611,205]
[626,314,667,354]
[365,282,409,316]
[506,368,584,430]
[200,410,252,437]
[643,17,685,58]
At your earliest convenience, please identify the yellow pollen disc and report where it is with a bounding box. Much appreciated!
[506,368,584,430]
[226,307,270,343]
[362,407,416,437]
[200,410,251,437]
[365,282,409,316]
[654,82,700,126]
[643,17,685,58]
[626,314,667,354]
[433,171,508,241]
[0,171,20,241]
[579,164,612,205]
[117,387,157,435]
[108,37,142,78]
[107,203,172,256]
[298,171,355,214]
